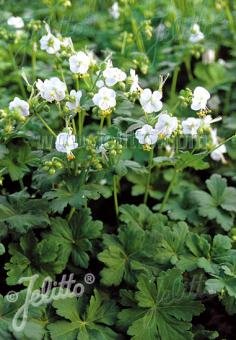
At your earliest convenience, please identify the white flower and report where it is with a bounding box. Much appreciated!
[36,77,66,102]
[210,127,218,145]
[100,179,107,185]
[109,2,120,19]
[96,79,105,88]
[66,90,82,111]
[61,37,73,49]
[210,145,227,162]
[92,87,116,110]
[87,51,97,66]
[191,86,210,111]
[218,58,226,65]
[202,49,215,64]
[165,144,174,157]
[105,58,113,69]
[140,88,163,113]
[201,115,222,128]
[129,69,141,93]
[55,132,78,154]
[155,23,166,40]
[9,97,29,116]
[182,117,201,136]
[69,52,90,74]
[7,16,24,29]
[40,34,61,54]
[135,124,157,145]
[155,113,178,138]
[210,129,226,162]
[208,95,220,111]
[103,67,126,87]
[189,23,204,43]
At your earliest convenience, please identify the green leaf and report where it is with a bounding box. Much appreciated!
[0,144,8,159]
[191,174,236,230]
[154,222,189,266]
[126,172,163,199]
[48,209,103,268]
[153,156,176,167]
[176,151,209,171]
[98,243,127,286]
[48,290,118,340]
[0,243,5,255]
[98,224,157,286]
[197,234,235,276]
[0,191,49,233]
[1,142,42,181]
[194,325,219,339]
[221,187,236,212]
[206,277,236,297]
[206,174,226,204]
[119,204,167,230]
[5,232,67,287]
[177,233,211,271]
[118,269,204,340]
[44,176,111,213]
[194,62,234,89]
[0,291,47,340]
[114,160,147,177]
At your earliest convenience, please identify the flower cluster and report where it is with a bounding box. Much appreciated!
[2,23,228,167]
[134,85,226,162]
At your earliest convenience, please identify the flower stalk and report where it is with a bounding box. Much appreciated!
[144,147,154,204]
[160,169,178,213]
[113,175,119,217]
[35,111,57,138]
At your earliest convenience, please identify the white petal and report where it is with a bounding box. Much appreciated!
[140,89,152,103]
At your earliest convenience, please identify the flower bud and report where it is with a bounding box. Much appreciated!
[54,161,63,169]
[49,168,56,175]
[110,149,117,156]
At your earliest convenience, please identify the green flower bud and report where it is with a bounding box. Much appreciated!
[118,82,126,91]
[54,161,63,169]
[110,149,117,156]
[49,168,56,175]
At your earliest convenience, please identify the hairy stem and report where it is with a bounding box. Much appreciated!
[31,41,37,82]
[35,111,57,138]
[68,207,76,221]
[121,31,128,55]
[144,147,154,204]
[184,56,193,81]
[131,18,145,53]
[171,66,180,99]
[100,116,105,130]
[225,3,235,36]
[160,169,178,213]
[9,47,26,98]
[113,175,119,217]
